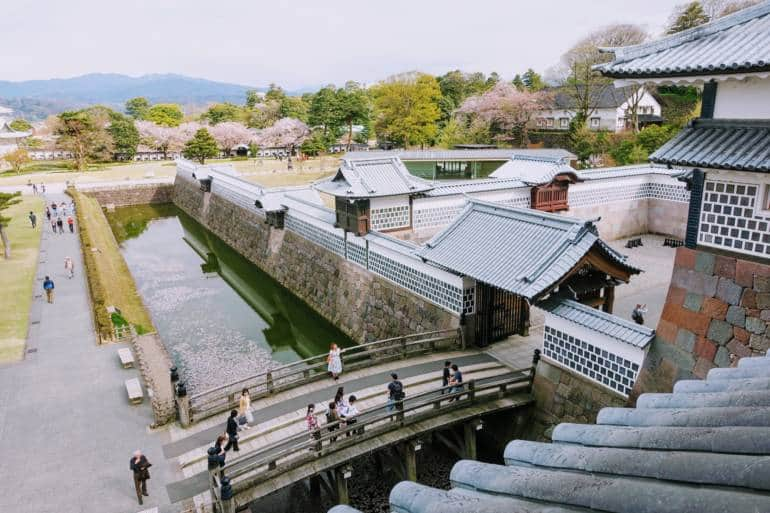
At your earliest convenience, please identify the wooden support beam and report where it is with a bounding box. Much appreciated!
[434,431,464,459]
[403,442,417,482]
[604,285,615,314]
[309,475,321,498]
[464,422,477,460]
[334,466,350,505]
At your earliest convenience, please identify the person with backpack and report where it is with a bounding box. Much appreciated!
[386,373,405,412]
[43,276,55,303]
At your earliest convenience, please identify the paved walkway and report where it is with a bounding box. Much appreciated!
[0,193,175,513]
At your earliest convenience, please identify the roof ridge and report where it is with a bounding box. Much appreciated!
[555,298,655,336]
[602,1,770,64]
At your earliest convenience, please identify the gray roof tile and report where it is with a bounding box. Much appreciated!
[417,199,638,300]
[597,2,770,78]
[314,157,433,198]
[489,155,578,185]
[650,119,770,172]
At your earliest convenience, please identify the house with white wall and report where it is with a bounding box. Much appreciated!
[535,85,662,132]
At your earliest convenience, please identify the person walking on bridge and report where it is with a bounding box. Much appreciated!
[130,450,152,506]
[448,364,463,401]
[327,342,342,381]
[387,373,405,413]
[238,388,253,430]
[441,360,452,394]
[223,410,240,452]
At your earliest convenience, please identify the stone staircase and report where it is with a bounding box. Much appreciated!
[332,354,770,513]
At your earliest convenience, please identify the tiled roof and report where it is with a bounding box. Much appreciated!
[650,119,770,172]
[597,2,770,78]
[539,297,655,348]
[417,200,638,300]
[334,354,770,513]
[422,177,527,197]
[343,148,578,161]
[550,85,640,109]
[576,164,681,180]
[489,155,578,185]
[314,157,433,198]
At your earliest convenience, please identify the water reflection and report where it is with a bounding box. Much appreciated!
[107,204,353,393]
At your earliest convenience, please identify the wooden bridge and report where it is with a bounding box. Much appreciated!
[182,329,465,425]
[164,346,538,511]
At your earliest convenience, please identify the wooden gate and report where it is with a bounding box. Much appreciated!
[474,282,527,346]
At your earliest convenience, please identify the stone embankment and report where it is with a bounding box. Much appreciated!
[132,333,176,426]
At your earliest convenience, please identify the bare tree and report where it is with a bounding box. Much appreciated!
[556,25,649,125]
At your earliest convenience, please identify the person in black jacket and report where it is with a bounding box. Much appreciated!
[441,360,452,393]
[224,410,240,452]
[130,450,152,505]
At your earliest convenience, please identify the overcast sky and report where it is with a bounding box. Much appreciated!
[1,0,681,89]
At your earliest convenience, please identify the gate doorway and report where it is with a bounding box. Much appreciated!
[474,282,529,347]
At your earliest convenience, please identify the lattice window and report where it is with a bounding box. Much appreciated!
[370,205,410,231]
[346,240,367,267]
[569,182,689,207]
[543,325,640,397]
[463,287,476,314]
[699,179,770,258]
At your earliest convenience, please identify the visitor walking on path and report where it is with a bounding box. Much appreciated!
[238,388,253,430]
[50,202,57,217]
[67,216,74,233]
[386,373,405,412]
[448,364,463,401]
[43,276,55,303]
[56,217,64,234]
[45,206,51,221]
[441,360,451,393]
[130,450,152,506]
[50,218,57,233]
[40,183,46,194]
[64,257,74,279]
[327,343,342,381]
[306,404,321,449]
[28,211,36,229]
[632,304,647,325]
[223,410,240,452]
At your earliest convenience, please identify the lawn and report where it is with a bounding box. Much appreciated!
[0,195,44,362]
[72,190,154,340]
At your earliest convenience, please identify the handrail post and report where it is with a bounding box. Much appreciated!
[529,349,541,392]
[266,371,273,393]
[396,399,405,424]
[467,379,475,402]
[401,337,407,359]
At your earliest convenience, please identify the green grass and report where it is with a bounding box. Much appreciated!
[0,195,44,362]
[72,190,155,340]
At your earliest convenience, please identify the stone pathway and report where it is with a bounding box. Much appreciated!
[0,193,176,513]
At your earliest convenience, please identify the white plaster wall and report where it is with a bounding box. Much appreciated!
[713,77,770,119]
[564,199,650,241]
[370,195,410,210]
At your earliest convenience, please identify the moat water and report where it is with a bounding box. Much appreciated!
[106,204,353,394]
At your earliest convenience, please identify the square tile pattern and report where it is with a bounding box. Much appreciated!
[371,205,410,231]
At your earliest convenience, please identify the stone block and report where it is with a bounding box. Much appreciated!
[538,361,562,384]
[741,288,757,309]
[693,357,716,379]
[749,334,770,353]
[757,293,770,310]
[756,275,770,293]
[693,336,717,361]
[736,259,770,288]
[675,329,696,353]
[714,255,737,279]
[655,319,678,345]
[746,317,767,335]
[656,341,696,374]
[700,297,728,320]
[762,310,770,321]
[725,305,746,327]
[694,252,716,275]
[733,326,750,343]
[683,293,704,312]
[707,319,733,345]
[727,338,752,359]
[661,303,711,336]
[714,346,731,368]
[665,286,686,307]
[670,268,718,298]
[674,247,697,270]
[716,277,743,306]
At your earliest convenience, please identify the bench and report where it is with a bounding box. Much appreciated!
[118,348,135,368]
[125,378,144,404]
[625,237,643,249]
[663,238,684,248]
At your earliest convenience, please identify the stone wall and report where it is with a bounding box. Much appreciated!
[81,182,174,207]
[131,333,176,426]
[632,247,770,400]
[173,176,458,342]
[528,359,626,440]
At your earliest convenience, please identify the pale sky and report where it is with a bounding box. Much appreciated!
[1,0,681,89]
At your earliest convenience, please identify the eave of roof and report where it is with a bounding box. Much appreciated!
[650,119,770,172]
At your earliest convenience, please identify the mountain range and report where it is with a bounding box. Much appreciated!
[0,73,273,119]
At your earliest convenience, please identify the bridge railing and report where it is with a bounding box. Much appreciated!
[209,365,535,501]
[189,328,463,423]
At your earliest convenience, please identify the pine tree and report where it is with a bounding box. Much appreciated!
[182,128,219,164]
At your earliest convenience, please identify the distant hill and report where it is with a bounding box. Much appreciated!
[0,73,266,119]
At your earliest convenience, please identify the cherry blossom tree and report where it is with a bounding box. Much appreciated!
[457,83,551,146]
[209,122,255,156]
[135,120,185,159]
[252,118,310,169]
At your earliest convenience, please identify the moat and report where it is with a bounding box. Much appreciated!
[106,204,353,393]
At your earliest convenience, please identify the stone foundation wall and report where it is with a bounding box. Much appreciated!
[529,359,626,440]
[131,333,176,426]
[632,247,770,400]
[81,182,174,207]
[173,176,458,342]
